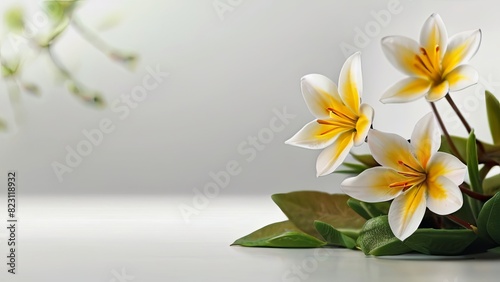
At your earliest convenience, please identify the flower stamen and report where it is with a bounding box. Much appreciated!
[398,160,420,173]
[316,119,354,128]
[327,107,356,122]
[414,47,442,82]
[433,45,441,72]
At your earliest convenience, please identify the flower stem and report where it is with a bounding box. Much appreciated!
[430,102,465,163]
[445,94,486,154]
[445,94,472,133]
[70,15,134,66]
[445,214,473,230]
[460,183,492,202]
[46,45,100,105]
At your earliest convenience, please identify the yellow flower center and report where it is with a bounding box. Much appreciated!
[414,46,443,83]
[316,107,357,135]
[389,160,427,192]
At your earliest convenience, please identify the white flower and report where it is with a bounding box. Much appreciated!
[286,52,374,176]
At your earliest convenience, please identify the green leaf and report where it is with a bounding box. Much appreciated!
[477,192,500,245]
[440,135,465,161]
[4,6,24,32]
[314,221,356,249]
[350,153,379,167]
[356,216,412,256]
[347,198,372,220]
[403,228,477,255]
[346,198,390,220]
[488,246,500,254]
[342,162,368,173]
[486,91,500,145]
[232,220,326,248]
[440,135,500,164]
[360,201,390,218]
[467,130,482,194]
[484,174,500,195]
[271,192,365,239]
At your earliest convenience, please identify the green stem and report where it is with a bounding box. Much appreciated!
[46,45,71,78]
[70,15,133,64]
[430,102,465,163]
[46,45,98,104]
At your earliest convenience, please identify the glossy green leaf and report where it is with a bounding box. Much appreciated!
[404,228,477,255]
[4,6,24,32]
[272,192,365,239]
[477,192,500,245]
[232,220,326,248]
[357,216,412,256]
[314,221,356,249]
[486,91,500,145]
[350,153,379,167]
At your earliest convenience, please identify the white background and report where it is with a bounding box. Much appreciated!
[0,0,499,196]
[0,1,500,281]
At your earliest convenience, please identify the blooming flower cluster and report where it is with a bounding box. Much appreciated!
[286,13,481,240]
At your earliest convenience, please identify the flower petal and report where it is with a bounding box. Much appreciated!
[410,112,441,169]
[389,184,427,241]
[353,104,373,146]
[442,29,481,76]
[316,131,355,176]
[445,65,479,92]
[338,52,362,115]
[425,80,449,102]
[285,119,350,149]
[420,13,448,60]
[426,176,463,215]
[368,129,422,172]
[426,152,467,185]
[380,77,431,104]
[301,74,343,119]
[381,36,424,77]
[341,167,404,202]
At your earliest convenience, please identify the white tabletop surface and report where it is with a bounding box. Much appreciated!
[1,195,499,282]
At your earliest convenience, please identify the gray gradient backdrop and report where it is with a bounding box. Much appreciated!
[0,0,499,196]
